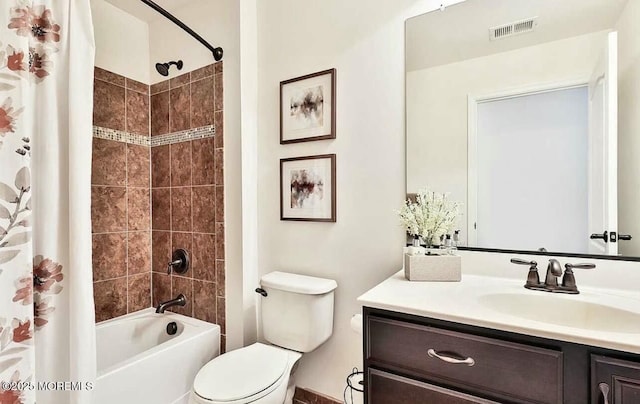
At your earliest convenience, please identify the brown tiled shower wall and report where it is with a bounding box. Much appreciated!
[149,63,226,351]
[91,63,226,350]
[92,67,151,322]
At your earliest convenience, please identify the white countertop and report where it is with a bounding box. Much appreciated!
[358,270,640,354]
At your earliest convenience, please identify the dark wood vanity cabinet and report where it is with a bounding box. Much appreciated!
[363,307,640,404]
[368,369,500,404]
[592,356,640,404]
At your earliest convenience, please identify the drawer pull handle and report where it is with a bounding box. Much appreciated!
[598,383,610,404]
[427,349,475,367]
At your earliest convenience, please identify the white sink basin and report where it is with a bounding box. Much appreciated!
[478,293,640,334]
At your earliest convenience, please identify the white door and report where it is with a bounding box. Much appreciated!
[588,31,618,255]
[473,87,589,253]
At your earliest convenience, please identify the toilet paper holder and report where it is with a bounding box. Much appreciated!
[350,314,363,335]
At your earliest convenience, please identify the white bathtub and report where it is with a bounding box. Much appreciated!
[95,308,219,404]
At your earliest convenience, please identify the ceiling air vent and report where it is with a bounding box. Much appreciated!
[489,17,537,41]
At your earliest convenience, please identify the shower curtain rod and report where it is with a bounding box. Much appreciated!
[140,0,223,61]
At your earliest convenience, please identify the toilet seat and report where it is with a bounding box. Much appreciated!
[193,343,290,403]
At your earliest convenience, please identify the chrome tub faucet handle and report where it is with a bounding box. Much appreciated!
[167,249,190,275]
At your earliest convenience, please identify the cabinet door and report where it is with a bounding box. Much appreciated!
[368,368,499,404]
[592,355,640,404]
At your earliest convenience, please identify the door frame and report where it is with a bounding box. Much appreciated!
[587,31,618,255]
[466,77,590,246]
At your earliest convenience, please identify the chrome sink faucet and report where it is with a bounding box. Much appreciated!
[510,258,595,294]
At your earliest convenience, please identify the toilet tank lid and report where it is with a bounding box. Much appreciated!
[261,271,337,295]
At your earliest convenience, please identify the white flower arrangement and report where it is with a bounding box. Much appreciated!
[398,188,462,246]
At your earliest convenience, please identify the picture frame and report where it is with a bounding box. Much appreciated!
[280,154,336,222]
[280,69,336,144]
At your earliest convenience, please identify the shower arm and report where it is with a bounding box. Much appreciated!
[140,0,223,61]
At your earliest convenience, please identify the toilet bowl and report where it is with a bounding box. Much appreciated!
[188,271,337,404]
[188,343,302,404]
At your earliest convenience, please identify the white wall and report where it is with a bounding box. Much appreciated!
[406,31,607,244]
[255,0,465,399]
[616,0,640,256]
[148,3,236,85]
[147,0,246,350]
[91,0,150,84]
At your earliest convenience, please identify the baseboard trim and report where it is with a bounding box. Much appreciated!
[293,386,342,404]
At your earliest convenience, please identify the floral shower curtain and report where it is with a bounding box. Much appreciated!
[0,1,96,404]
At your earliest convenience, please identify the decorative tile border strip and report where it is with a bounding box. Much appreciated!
[92,125,215,147]
[150,125,215,147]
[93,126,150,146]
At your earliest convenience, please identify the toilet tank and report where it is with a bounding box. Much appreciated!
[260,272,337,353]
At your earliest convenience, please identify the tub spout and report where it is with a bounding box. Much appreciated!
[156,294,186,314]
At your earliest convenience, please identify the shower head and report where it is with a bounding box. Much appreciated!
[155,60,183,76]
[155,63,169,76]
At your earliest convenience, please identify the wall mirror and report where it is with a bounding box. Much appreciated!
[405,0,640,260]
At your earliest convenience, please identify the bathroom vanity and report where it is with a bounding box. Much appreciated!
[388,0,640,400]
[358,271,640,404]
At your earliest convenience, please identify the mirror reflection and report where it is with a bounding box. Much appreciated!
[405,0,639,258]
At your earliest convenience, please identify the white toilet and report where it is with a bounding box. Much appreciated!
[189,271,338,404]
